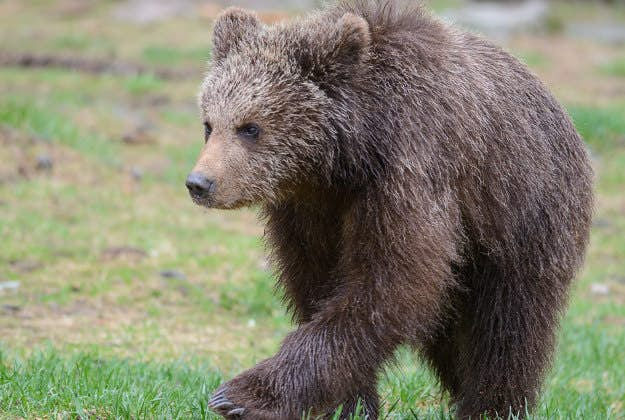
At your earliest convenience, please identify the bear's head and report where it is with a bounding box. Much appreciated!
[186,7,370,209]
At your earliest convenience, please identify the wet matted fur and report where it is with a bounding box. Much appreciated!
[188,1,594,418]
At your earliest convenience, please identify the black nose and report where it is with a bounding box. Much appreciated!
[185,172,215,197]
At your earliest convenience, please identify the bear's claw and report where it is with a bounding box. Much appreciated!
[208,387,246,418]
[227,407,246,416]
[212,399,234,409]
[209,387,226,401]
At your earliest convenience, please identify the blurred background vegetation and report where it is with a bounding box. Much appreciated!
[0,0,624,418]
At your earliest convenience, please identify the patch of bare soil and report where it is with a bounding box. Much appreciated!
[0,51,194,80]
[0,127,106,186]
[0,297,280,365]
[0,300,146,350]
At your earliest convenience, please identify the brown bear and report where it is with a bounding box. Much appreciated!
[185,1,594,418]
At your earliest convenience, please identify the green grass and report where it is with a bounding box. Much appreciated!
[0,97,120,165]
[1,1,624,419]
[0,347,223,419]
[425,0,462,13]
[568,104,625,153]
[142,45,210,66]
[514,50,549,69]
[2,311,624,419]
[125,73,165,96]
[600,57,625,78]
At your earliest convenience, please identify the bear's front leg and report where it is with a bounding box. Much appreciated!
[208,301,394,419]
[208,357,287,419]
[209,195,458,419]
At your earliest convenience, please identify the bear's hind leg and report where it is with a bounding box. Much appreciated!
[421,314,462,401]
[454,256,564,419]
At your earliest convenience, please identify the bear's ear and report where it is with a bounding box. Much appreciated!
[330,13,371,67]
[212,7,261,63]
[299,13,371,89]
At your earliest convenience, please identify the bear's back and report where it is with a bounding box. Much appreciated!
[322,0,593,268]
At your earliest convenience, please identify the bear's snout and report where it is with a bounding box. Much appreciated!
[185,172,215,200]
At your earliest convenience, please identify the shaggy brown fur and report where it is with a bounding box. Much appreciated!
[186,1,594,418]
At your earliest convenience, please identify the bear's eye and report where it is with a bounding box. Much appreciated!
[237,123,261,140]
[203,122,212,142]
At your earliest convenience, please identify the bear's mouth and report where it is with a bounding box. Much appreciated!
[190,193,214,208]
[189,193,253,211]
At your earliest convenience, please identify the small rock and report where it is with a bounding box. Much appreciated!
[159,269,187,280]
[590,283,610,296]
[130,166,143,182]
[0,281,20,293]
[36,154,53,171]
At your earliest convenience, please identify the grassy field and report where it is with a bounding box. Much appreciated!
[1,1,624,419]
